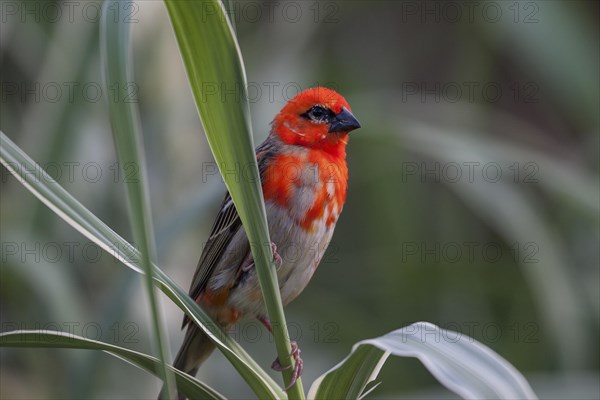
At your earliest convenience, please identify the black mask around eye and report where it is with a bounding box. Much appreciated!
[301,105,335,123]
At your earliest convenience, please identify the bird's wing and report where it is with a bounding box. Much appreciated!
[182,139,278,328]
[187,191,242,301]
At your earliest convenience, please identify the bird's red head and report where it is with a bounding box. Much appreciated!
[271,87,361,154]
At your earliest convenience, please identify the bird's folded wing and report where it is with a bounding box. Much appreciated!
[182,140,278,329]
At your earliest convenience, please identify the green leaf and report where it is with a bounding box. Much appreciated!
[100,0,174,396]
[308,322,537,400]
[164,0,301,396]
[0,330,226,400]
[0,131,286,399]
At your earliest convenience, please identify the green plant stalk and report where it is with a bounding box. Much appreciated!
[164,0,303,397]
[100,2,175,397]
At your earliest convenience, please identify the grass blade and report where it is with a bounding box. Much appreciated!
[164,0,301,396]
[100,1,174,396]
[0,131,285,399]
[0,330,226,400]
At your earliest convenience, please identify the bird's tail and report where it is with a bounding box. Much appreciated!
[158,324,216,400]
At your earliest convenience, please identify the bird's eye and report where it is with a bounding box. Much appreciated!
[302,105,332,123]
[310,106,325,119]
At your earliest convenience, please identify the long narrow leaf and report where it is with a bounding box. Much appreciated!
[0,331,225,400]
[0,131,286,399]
[308,322,537,400]
[100,0,174,396]
[164,0,301,396]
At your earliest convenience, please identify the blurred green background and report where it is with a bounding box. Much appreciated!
[1,0,598,398]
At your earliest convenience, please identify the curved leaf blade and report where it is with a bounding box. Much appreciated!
[0,330,225,400]
[100,0,174,396]
[308,322,537,400]
[164,0,300,396]
[0,131,285,399]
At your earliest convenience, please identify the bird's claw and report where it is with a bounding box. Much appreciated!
[241,242,281,272]
[271,242,283,268]
[271,341,303,390]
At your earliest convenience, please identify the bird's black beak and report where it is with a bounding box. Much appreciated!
[329,107,361,133]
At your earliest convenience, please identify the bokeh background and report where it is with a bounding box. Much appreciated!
[1,0,598,398]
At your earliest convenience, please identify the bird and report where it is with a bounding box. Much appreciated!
[161,87,360,399]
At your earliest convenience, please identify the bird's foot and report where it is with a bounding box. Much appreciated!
[271,340,303,390]
[258,315,272,333]
[241,242,281,271]
[240,251,254,272]
[271,242,283,267]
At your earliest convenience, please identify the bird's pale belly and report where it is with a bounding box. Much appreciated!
[228,200,338,317]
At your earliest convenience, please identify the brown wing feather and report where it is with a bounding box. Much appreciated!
[182,139,279,328]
